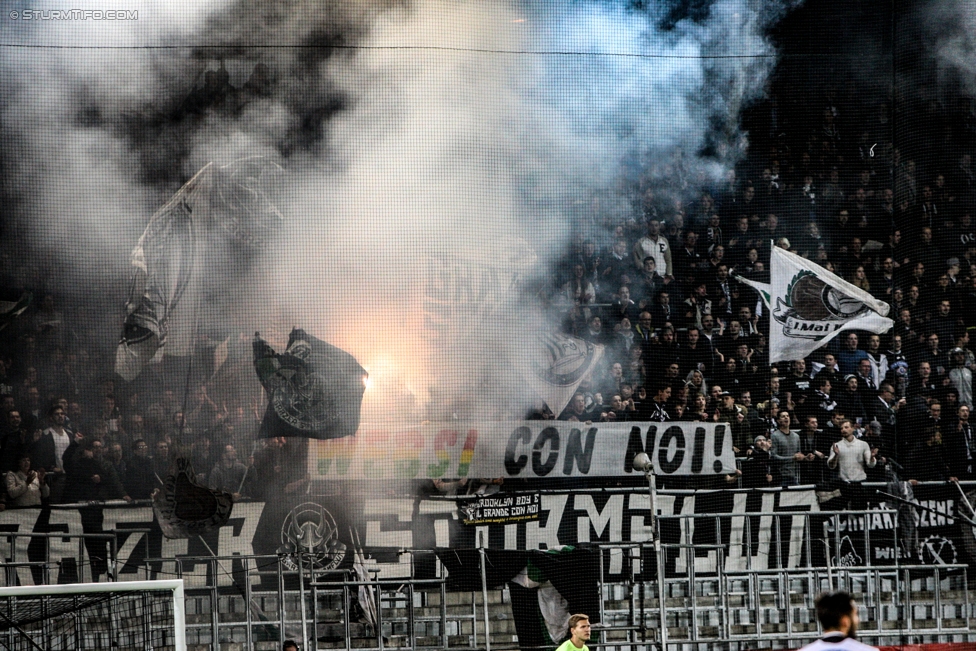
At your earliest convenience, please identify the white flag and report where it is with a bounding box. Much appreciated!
[520,331,604,416]
[736,246,893,363]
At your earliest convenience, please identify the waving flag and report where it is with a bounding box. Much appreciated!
[520,331,604,416]
[115,158,282,382]
[153,458,234,538]
[253,328,367,439]
[736,246,893,363]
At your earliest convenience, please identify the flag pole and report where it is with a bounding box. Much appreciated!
[633,452,666,651]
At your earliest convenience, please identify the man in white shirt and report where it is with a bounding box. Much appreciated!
[33,405,72,502]
[827,419,879,510]
[799,591,878,651]
[632,219,673,279]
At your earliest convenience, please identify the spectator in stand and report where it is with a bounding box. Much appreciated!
[62,438,130,580]
[781,359,812,410]
[741,435,774,488]
[62,437,130,504]
[646,382,671,422]
[607,286,640,328]
[564,264,596,309]
[906,428,954,484]
[807,375,838,427]
[634,311,655,348]
[947,405,976,481]
[827,418,879,510]
[5,455,48,507]
[770,410,804,487]
[152,439,171,486]
[582,315,611,347]
[948,347,973,409]
[650,291,675,332]
[0,410,32,473]
[209,444,249,500]
[632,218,673,280]
[124,440,156,500]
[683,281,712,330]
[601,238,633,295]
[837,333,869,376]
[32,404,71,503]
[835,375,867,424]
[812,352,841,384]
[190,437,215,483]
[681,327,713,377]
[186,385,219,435]
[106,442,126,483]
[674,231,703,286]
[99,393,122,439]
[19,386,42,435]
[855,359,878,395]
[633,259,666,310]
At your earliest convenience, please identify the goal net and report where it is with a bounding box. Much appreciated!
[0,579,186,651]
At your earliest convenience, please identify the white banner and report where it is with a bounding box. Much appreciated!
[309,420,736,479]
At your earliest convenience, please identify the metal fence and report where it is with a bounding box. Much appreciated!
[2,507,976,649]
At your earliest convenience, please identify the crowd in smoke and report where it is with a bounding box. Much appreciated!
[3,2,976,534]
[524,15,976,498]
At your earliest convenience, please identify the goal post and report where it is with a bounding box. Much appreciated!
[0,579,186,651]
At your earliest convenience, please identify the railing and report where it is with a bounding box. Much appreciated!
[2,505,976,649]
[0,531,119,584]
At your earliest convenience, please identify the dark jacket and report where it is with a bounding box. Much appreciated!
[63,446,127,503]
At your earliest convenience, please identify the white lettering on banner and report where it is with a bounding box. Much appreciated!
[365,498,415,549]
[103,506,154,579]
[917,500,954,527]
[671,494,711,574]
[823,512,897,533]
[309,421,736,480]
[781,491,814,568]
[575,495,625,573]
[217,506,264,587]
[525,494,568,550]
[0,509,43,585]
[627,493,653,543]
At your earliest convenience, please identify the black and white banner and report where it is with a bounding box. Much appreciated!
[2,485,973,586]
[458,492,541,526]
[310,420,737,479]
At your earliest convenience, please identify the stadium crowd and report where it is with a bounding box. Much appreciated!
[2,61,976,513]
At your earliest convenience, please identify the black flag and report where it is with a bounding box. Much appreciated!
[253,328,367,439]
[153,458,234,539]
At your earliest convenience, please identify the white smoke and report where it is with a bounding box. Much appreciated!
[1,0,798,421]
[926,1,976,97]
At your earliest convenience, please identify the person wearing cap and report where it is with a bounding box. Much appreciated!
[951,332,975,369]
[741,434,774,488]
[948,346,973,409]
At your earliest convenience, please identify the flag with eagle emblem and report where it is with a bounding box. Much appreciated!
[736,245,893,363]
